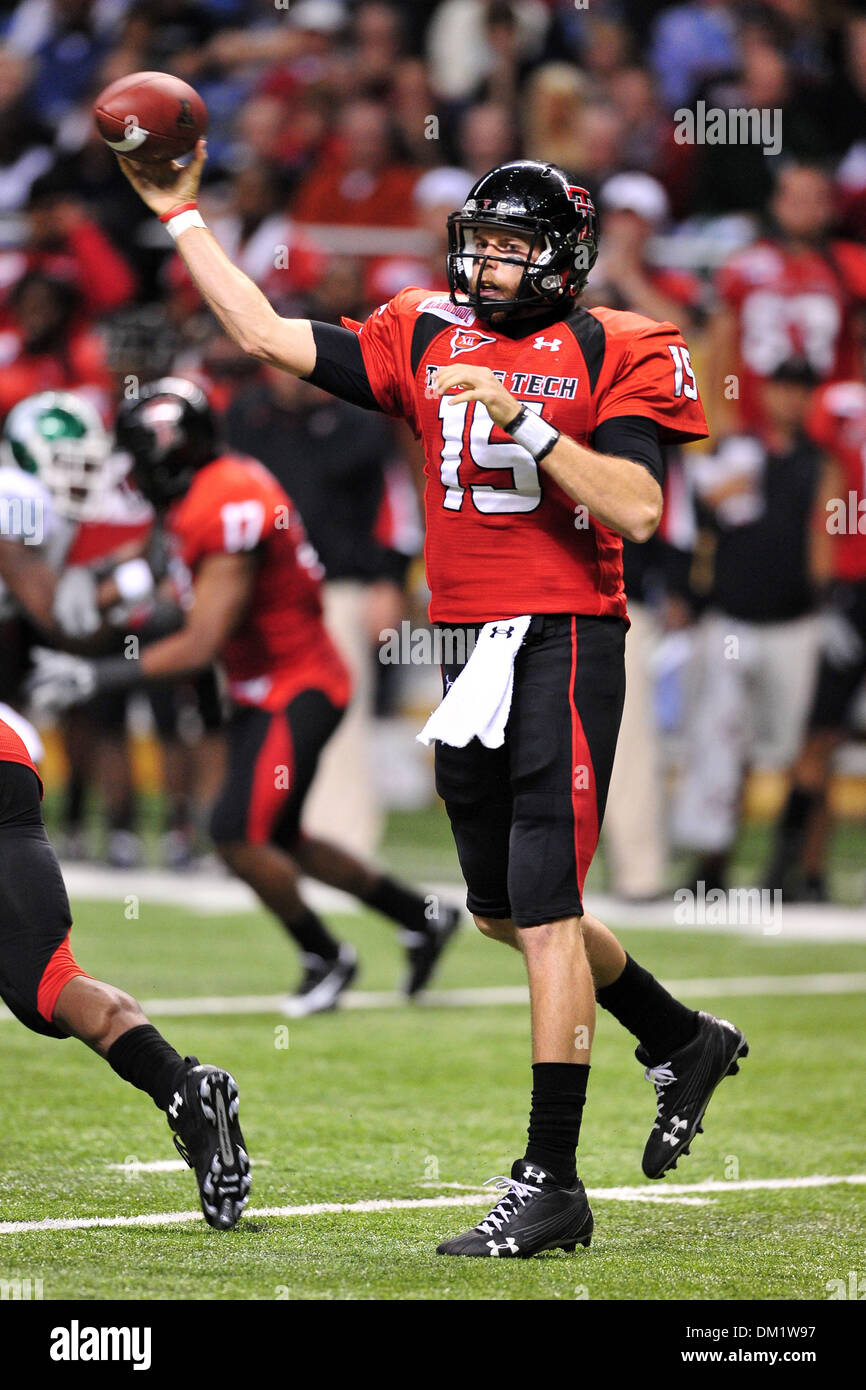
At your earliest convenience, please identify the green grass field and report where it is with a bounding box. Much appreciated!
[3,804,866,1301]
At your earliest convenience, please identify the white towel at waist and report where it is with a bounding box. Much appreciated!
[416,616,532,749]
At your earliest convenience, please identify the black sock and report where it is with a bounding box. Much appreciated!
[695,851,728,892]
[109,795,136,834]
[106,1024,188,1112]
[780,785,819,834]
[361,874,432,935]
[64,775,85,830]
[283,907,341,962]
[596,955,698,1066]
[524,1062,589,1188]
[766,786,821,886]
[165,796,192,833]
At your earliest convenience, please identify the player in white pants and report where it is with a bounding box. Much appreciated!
[672,610,820,880]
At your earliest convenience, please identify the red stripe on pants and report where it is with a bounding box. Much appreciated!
[37,930,88,1022]
[247,712,294,844]
[568,616,599,898]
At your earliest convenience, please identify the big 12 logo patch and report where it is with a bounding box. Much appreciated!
[449,328,497,358]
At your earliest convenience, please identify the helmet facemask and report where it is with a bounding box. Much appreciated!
[447,215,593,321]
[446,164,599,322]
[1,392,116,521]
[36,432,119,522]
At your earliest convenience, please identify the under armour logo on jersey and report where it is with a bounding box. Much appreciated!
[532,336,561,352]
[522,1165,545,1183]
[488,624,515,638]
[449,328,497,358]
[662,1116,688,1146]
[168,1091,184,1120]
[487,1238,519,1256]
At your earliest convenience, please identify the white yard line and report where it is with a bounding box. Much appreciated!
[622,1174,866,1195]
[585,893,866,942]
[3,971,863,1023]
[60,865,355,917]
[3,972,866,1024]
[128,970,866,1015]
[104,1159,270,1173]
[664,971,866,998]
[1,1174,864,1235]
[54,866,866,941]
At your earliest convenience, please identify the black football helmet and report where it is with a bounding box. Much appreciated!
[114,377,218,508]
[447,161,599,322]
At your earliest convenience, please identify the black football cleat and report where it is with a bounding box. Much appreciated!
[638,1011,749,1179]
[436,1160,593,1257]
[403,905,461,998]
[281,943,358,1018]
[167,1057,251,1230]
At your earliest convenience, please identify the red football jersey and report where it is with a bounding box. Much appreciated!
[343,288,708,622]
[807,379,866,583]
[0,716,42,796]
[168,454,351,712]
[717,239,866,430]
[66,479,154,566]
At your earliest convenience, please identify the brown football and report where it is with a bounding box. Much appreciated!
[94,71,207,163]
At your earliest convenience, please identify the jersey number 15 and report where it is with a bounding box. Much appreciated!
[438,398,544,514]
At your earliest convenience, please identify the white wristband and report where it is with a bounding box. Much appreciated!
[505,406,560,462]
[164,209,207,239]
[114,558,155,603]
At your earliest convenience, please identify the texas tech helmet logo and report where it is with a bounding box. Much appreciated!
[565,184,593,210]
[141,399,183,456]
[449,328,496,359]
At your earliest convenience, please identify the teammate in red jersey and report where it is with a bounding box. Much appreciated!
[0,713,251,1230]
[766,376,866,899]
[709,164,866,435]
[71,144,751,1259]
[28,378,459,1012]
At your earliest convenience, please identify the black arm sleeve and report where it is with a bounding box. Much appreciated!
[304,321,383,412]
[591,415,665,486]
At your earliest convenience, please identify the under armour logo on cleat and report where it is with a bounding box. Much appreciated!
[662,1116,688,1145]
[168,1092,184,1120]
[487,1238,519,1256]
[522,1166,545,1183]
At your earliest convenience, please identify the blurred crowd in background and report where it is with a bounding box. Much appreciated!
[2,0,866,902]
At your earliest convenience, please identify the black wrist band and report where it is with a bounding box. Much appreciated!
[94,653,144,693]
[531,429,561,464]
[503,405,528,434]
[503,404,561,462]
